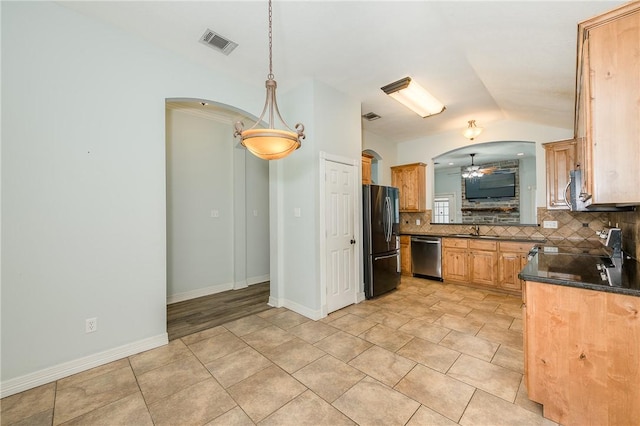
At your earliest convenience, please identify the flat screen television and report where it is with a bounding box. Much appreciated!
[465,172,516,200]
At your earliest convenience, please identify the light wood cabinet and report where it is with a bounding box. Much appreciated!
[469,240,498,286]
[498,241,533,292]
[543,139,576,210]
[575,3,640,206]
[442,238,469,283]
[400,235,412,276]
[524,281,640,425]
[443,238,533,294]
[362,154,373,185]
[391,163,426,212]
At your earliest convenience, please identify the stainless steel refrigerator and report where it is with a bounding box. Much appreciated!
[363,184,401,299]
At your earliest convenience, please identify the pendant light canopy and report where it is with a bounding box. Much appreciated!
[463,119,483,140]
[234,0,305,160]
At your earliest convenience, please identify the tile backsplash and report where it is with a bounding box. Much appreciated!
[400,208,613,243]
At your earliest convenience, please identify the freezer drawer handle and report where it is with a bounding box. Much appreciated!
[374,253,398,261]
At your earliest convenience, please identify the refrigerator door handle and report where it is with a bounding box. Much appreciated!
[385,196,392,242]
[374,252,399,261]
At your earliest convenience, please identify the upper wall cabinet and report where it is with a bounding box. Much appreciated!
[362,154,373,185]
[391,163,426,212]
[575,2,640,206]
[543,139,576,210]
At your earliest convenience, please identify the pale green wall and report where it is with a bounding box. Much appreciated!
[1,1,263,385]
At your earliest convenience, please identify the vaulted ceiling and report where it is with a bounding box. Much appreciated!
[62,1,625,143]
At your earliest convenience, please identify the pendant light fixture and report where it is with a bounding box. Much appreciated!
[234,0,305,160]
[463,120,483,140]
[462,153,484,179]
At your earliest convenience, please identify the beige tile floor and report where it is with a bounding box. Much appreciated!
[1,277,559,426]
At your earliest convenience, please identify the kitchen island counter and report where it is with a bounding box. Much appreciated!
[519,242,640,297]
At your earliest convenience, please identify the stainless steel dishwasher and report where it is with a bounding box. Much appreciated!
[410,236,442,280]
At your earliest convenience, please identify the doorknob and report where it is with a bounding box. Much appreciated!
[350,239,356,244]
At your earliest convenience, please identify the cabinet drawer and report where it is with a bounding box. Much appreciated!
[499,241,535,253]
[443,238,468,248]
[469,239,497,251]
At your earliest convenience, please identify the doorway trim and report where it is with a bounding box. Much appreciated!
[319,152,363,318]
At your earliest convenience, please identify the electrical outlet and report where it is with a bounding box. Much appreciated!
[543,220,558,229]
[416,219,421,225]
[85,318,97,333]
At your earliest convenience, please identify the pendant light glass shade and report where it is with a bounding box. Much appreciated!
[463,120,483,140]
[239,129,301,160]
[234,0,304,160]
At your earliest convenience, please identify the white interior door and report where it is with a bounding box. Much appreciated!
[325,161,356,313]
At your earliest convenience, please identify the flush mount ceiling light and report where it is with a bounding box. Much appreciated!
[234,0,305,160]
[462,153,484,179]
[463,119,483,140]
[380,77,445,118]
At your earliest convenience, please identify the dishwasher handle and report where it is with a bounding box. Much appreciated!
[411,237,441,244]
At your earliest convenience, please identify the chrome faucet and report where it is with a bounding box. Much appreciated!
[471,224,480,236]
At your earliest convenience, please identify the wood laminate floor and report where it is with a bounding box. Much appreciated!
[167,282,271,340]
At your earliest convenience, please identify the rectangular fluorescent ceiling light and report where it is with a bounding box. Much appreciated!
[381,77,445,118]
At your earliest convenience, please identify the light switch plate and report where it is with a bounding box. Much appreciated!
[543,220,558,229]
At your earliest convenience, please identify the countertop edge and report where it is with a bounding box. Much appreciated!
[400,232,545,243]
[519,273,640,297]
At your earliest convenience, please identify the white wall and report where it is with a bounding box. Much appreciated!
[519,156,537,224]
[397,119,572,214]
[269,80,361,318]
[165,109,270,302]
[245,150,270,283]
[362,130,397,186]
[1,1,267,393]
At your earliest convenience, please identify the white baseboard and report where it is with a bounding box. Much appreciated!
[269,296,322,321]
[0,333,168,398]
[166,282,233,305]
[167,277,270,305]
[247,274,270,286]
[356,291,366,303]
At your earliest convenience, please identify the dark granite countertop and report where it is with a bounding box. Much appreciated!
[401,232,545,243]
[519,242,640,297]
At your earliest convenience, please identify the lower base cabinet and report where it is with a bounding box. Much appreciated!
[400,235,411,276]
[442,238,533,294]
[524,281,640,425]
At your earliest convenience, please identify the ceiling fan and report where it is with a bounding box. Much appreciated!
[461,153,496,178]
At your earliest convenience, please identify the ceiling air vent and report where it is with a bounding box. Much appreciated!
[362,112,381,121]
[199,29,238,55]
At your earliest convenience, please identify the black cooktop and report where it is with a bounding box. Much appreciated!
[521,240,640,296]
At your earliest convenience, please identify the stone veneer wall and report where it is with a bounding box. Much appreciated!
[400,208,612,242]
[461,160,520,224]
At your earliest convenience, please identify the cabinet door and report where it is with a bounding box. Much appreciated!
[469,250,498,286]
[498,252,524,291]
[442,247,469,282]
[391,163,426,212]
[362,154,373,185]
[579,7,640,204]
[544,140,576,210]
[400,235,411,276]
